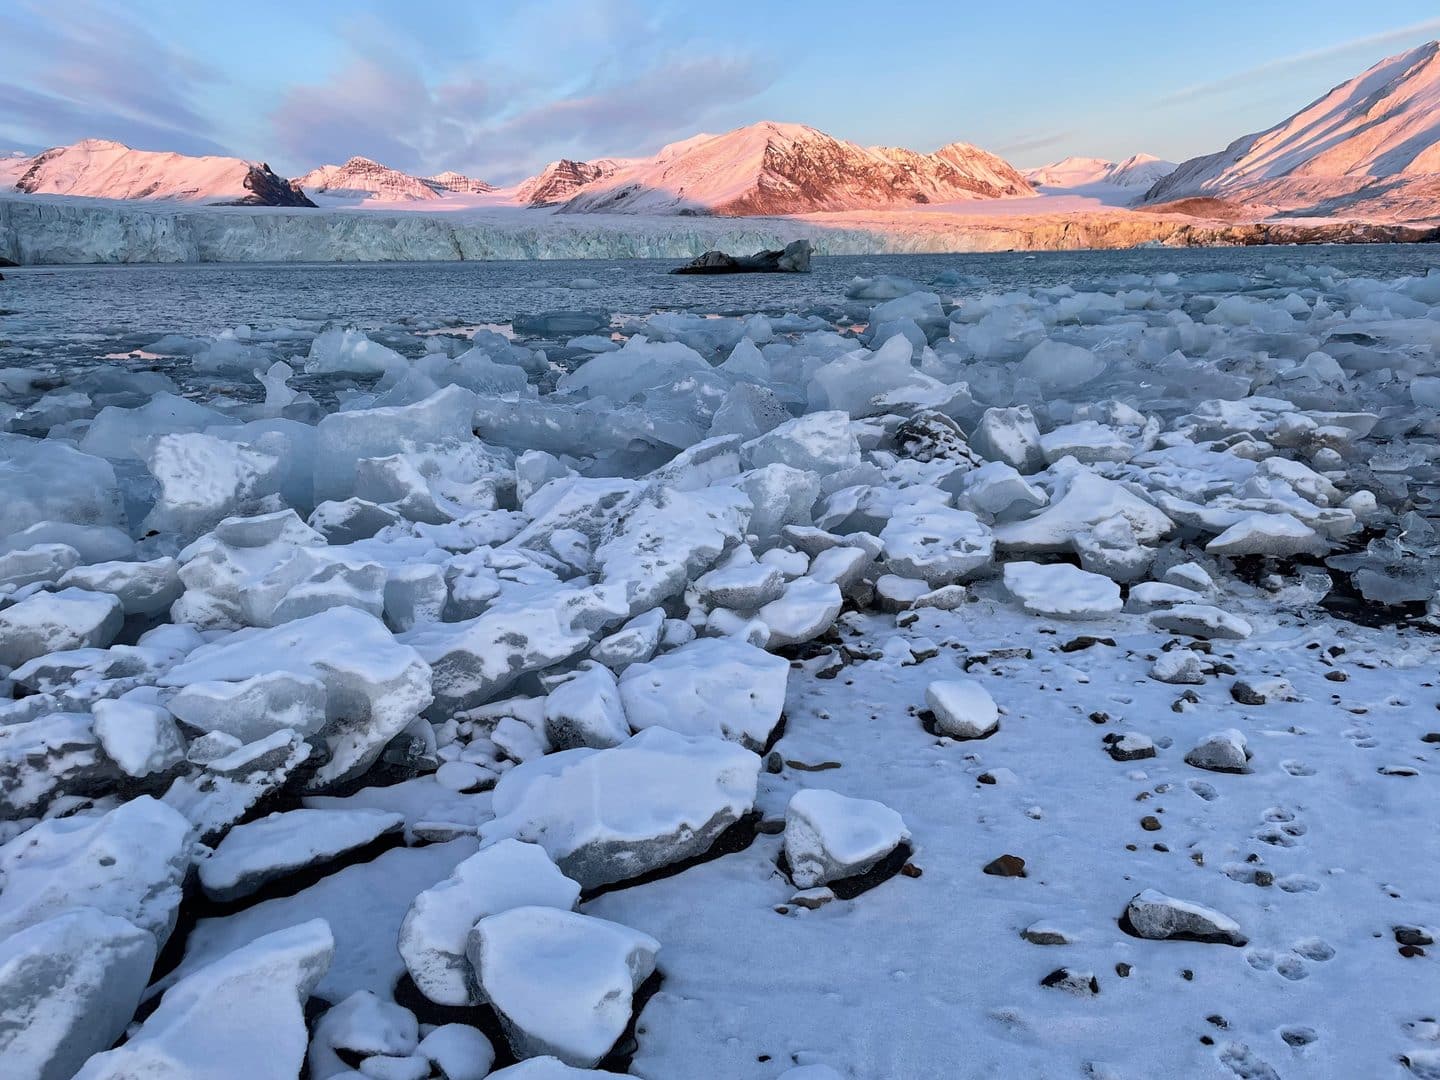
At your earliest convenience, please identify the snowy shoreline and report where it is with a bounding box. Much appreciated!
[3,195,1438,266]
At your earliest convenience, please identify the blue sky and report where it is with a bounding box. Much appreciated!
[3,1,1439,183]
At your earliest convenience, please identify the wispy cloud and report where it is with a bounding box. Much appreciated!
[0,0,231,155]
[1158,18,1440,106]
[993,131,1074,156]
[268,2,775,183]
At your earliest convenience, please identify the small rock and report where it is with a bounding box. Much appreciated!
[784,788,909,889]
[1105,733,1156,762]
[1040,967,1099,995]
[1122,889,1247,946]
[1150,649,1207,684]
[983,854,1027,878]
[924,678,999,739]
[1022,923,1073,945]
[1184,729,1252,773]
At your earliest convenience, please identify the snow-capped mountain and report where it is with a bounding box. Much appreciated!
[7,139,314,206]
[1027,154,1175,190]
[426,170,495,195]
[515,159,627,207]
[0,151,31,187]
[297,158,440,201]
[1145,40,1440,219]
[557,122,1033,216]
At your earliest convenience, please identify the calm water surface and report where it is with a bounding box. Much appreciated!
[2,246,1439,383]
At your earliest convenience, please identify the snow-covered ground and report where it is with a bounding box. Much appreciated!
[2,258,1440,1079]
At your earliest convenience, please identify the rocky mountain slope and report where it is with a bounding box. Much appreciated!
[1144,40,1440,219]
[426,170,495,195]
[7,139,313,207]
[516,159,626,207]
[557,122,1034,216]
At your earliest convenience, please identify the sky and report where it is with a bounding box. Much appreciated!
[3,0,1440,184]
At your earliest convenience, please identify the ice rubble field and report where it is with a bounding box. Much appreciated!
[1,261,1440,1080]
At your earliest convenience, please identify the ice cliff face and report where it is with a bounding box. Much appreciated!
[1145,40,1440,219]
[3,197,1431,266]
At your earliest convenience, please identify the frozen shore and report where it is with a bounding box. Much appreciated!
[2,261,1440,1078]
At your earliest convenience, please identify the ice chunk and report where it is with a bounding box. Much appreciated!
[757,577,843,648]
[784,788,909,889]
[0,588,124,669]
[167,669,327,742]
[0,713,110,817]
[305,326,406,375]
[416,1025,495,1080]
[405,582,622,715]
[0,908,157,1080]
[482,727,760,890]
[74,920,334,1080]
[993,467,1172,553]
[309,989,420,1078]
[0,544,81,592]
[1040,421,1135,465]
[162,608,432,788]
[618,637,788,751]
[707,382,791,442]
[313,386,479,504]
[1206,512,1325,557]
[79,393,235,462]
[743,411,861,475]
[0,795,191,949]
[808,334,944,418]
[399,839,581,1007]
[0,523,134,565]
[92,697,186,778]
[588,607,664,672]
[58,557,183,616]
[947,461,1047,519]
[924,679,999,739]
[468,906,659,1068]
[1002,561,1122,619]
[1075,515,1153,583]
[544,662,631,751]
[693,559,786,610]
[730,464,820,545]
[596,485,750,615]
[880,505,994,586]
[969,406,1044,473]
[1149,604,1252,640]
[199,809,405,902]
[1016,339,1106,391]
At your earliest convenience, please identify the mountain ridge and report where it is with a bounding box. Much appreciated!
[1144,39,1440,218]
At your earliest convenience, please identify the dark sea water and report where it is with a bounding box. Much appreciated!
[2,247,1439,386]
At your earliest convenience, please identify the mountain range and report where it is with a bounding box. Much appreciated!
[4,41,1440,224]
